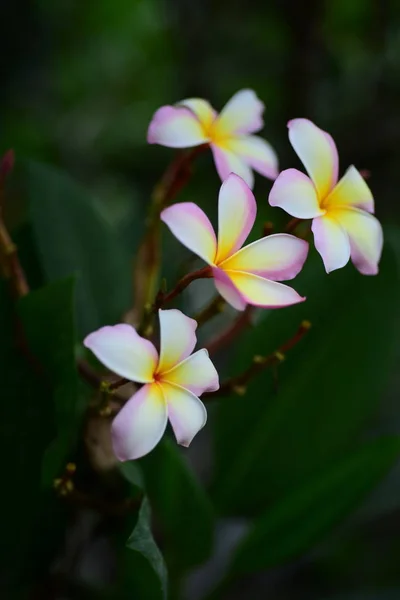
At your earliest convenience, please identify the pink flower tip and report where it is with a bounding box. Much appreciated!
[147,105,174,144]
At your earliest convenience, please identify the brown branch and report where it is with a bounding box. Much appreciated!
[0,151,29,298]
[205,305,254,356]
[262,221,274,237]
[132,145,208,325]
[77,359,128,407]
[204,319,311,399]
[194,295,226,327]
[0,149,14,192]
[284,217,302,234]
[154,265,212,310]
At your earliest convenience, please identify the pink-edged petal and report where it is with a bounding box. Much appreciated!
[311,214,350,273]
[288,118,339,199]
[84,324,157,383]
[161,349,219,396]
[224,135,279,180]
[214,89,264,136]
[211,144,254,188]
[220,233,308,281]
[332,208,383,275]
[162,382,207,447]
[325,166,374,213]
[178,98,217,131]
[269,168,325,219]
[158,309,197,374]
[111,383,167,461]
[215,173,257,263]
[147,106,209,147]
[212,266,248,311]
[161,202,217,264]
[223,270,305,308]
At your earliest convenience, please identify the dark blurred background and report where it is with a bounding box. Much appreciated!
[2,0,400,222]
[1,1,400,599]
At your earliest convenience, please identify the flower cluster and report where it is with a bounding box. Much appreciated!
[84,89,383,461]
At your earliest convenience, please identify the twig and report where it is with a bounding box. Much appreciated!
[0,149,14,192]
[132,145,208,325]
[77,359,128,405]
[262,221,274,236]
[0,151,29,298]
[194,295,226,327]
[285,217,302,234]
[54,464,142,517]
[205,305,254,355]
[0,225,30,297]
[204,320,311,399]
[154,265,212,310]
[77,359,103,389]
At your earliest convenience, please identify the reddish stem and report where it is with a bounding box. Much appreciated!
[154,265,213,310]
[285,217,302,234]
[205,319,311,399]
[205,305,254,356]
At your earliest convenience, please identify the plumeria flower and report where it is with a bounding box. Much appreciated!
[269,118,383,274]
[147,89,278,188]
[84,309,219,461]
[161,173,308,311]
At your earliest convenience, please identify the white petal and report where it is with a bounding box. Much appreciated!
[225,135,278,180]
[311,214,351,273]
[333,207,383,275]
[161,202,217,265]
[162,382,207,447]
[161,349,219,396]
[288,118,339,200]
[178,98,217,131]
[269,168,324,219]
[111,383,167,461]
[158,309,197,374]
[214,89,264,136]
[84,323,157,383]
[211,144,254,188]
[220,233,309,281]
[216,173,257,263]
[147,105,209,147]
[213,266,248,311]
[325,166,374,213]
[223,270,305,308]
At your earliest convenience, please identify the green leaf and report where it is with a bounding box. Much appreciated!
[213,240,400,514]
[18,277,82,485]
[0,281,68,595]
[230,436,400,575]
[140,438,215,569]
[125,497,168,600]
[21,160,132,336]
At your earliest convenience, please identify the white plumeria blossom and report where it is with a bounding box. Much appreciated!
[269,118,383,274]
[84,309,219,461]
[147,89,278,189]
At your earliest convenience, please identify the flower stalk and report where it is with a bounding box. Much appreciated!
[132,145,207,326]
[205,319,311,399]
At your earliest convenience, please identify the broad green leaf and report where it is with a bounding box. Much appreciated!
[0,281,67,595]
[126,497,168,600]
[21,161,132,336]
[213,240,400,514]
[230,437,400,575]
[18,277,82,485]
[140,438,215,569]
